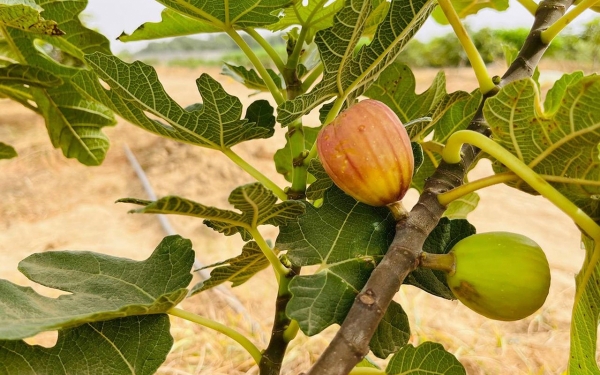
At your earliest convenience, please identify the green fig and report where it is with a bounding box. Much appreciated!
[446,232,551,321]
[316,99,414,207]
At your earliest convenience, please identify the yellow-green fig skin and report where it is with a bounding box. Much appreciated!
[316,99,414,207]
[446,232,551,321]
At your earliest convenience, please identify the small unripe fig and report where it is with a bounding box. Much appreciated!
[447,232,551,321]
[316,99,413,206]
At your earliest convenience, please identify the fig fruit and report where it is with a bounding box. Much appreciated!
[447,232,551,321]
[316,99,413,207]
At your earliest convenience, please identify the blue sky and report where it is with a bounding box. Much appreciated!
[83,0,598,52]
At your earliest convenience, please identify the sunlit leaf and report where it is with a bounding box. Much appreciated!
[118,8,220,41]
[2,0,115,165]
[149,0,292,30]
[431,0,509,25]
[365,62,447,131]
[267,0,345,42]
[277,0,436,125]
[485,75,600,221]
[221,63,282,92]
[569,236,600,374]
[443,192,480,219]
[189,241,269,295]
[0,0,63,35]
[73,54,276,150]
[0,235,194,340]
[119,183,305,241]
[412,90,481,192]
[386,342,465,374]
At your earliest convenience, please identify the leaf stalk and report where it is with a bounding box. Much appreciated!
[437,172,519,206]
[226,29,286,104]
[541,0,599,43]
[437,0,496,94]
[223,148,287,201]
[442,130,600,239]
[168,307,262,365]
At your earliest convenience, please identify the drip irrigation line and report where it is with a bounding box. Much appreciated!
[123,144,266,340]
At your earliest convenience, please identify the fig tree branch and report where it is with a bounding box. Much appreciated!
[303,1,573,374]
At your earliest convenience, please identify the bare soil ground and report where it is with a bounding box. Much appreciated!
[0,65,590,374]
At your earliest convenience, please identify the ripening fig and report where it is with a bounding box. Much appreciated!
[316,99,413,207]
[446,232,551,321]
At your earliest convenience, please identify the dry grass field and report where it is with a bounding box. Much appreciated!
[0,63,593,374]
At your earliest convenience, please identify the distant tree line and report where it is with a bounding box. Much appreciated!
[131,19,600,69]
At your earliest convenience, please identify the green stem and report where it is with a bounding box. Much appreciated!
[258,265,300,375]
[516,0,539,15]
[437,172,518,206]
[287,119,309,199]
[287,25,309,74]
[541,0,600,43]
[348,368,385,375]
[437,0,496,94]
[245,28,286,75]
[223,148,287,201]
[226,29,285,105]
[168,307,262,365]
[421,140,445,155]
[249,228,290,283]
[443,130,600,240]
[301,63,324,92]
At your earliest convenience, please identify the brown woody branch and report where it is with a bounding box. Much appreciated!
[304,1,573,374]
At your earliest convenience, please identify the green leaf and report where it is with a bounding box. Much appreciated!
[278,186,396,334]
[267,0,345,43]
[386,342,465,374]
[443,192,480,219]
[485,75,600,221]
[0,63,62,87]
[189,241,269,295]
[152,0,293,30]
[305,158,334,201]
[277,0,436,125]
[73,54,275,150]
[365,62,447,132]
[431,0,509,25]
[275,126,320,182]
[0,235,194,340]
[2,0,116,166]
[370,301,410,359]
[0,315,172,375]
[0,142,17,159]
[412,90,481,192]
[0,0,63,35]
[119,183,305,241]
[544,71,585,114]
[412,141,425,176]
[221,63,282,92]
[404,218,475,299]
[569,236,600,374]
[118,8,220,41]
[363,0,391,36]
